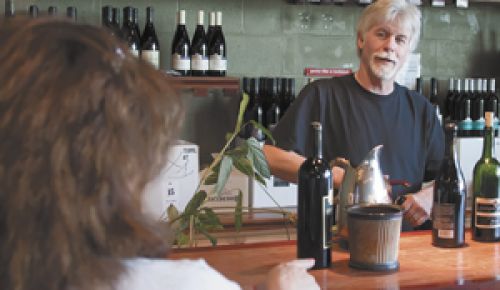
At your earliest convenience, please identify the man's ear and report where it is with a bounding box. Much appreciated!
[357,32,364,50]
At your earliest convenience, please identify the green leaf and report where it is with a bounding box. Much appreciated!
[195,223,218,246]
[232,156,254,177]
[183,190,207,216]
[225,146,248,159]
[234,190,243,233]
[236,93,250,133]
[249,120,275,144]
[214,156,232,196]
[247,138,271,178]
[199,207,223,230]
[175,232,190,246]
[254,172,267,186]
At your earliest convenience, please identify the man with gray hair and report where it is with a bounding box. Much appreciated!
[264,0,444,231]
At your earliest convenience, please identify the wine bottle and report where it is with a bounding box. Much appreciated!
[208,11,227,77]
[66,7,77,22]
[102,6,112,28]
[28,5,38,18]
[206,12,216,48]
[452,79,462,123]
[48,6,57,16]
[248,78,265,143]
[486,79,499,132]
[122,7,140,57]
[472,111,500,242]
[471,79,485,137]
[5,0,14,17]
[140,7,160,69]
[190,10,209,76]
[297,122,333,270]
[111,8,122,38]
[133,7,141,41]
[171,10,191,76]
[432,122,466,248]
[445,78,455,121]
[430,78,442,125]
[415,77,423,95]
[458,79,472,137]
[266,78,281,131]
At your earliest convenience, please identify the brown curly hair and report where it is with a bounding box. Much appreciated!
[0,17,184,290]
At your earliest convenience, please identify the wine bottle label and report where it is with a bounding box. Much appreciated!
[475,197,500,229]
[322,190,333,250]
[209,54,227,71]
[130,48,139,58]
[432,203,455,239]
[172,53,190,71]
[191,53,209,71]
[142,50,160,69]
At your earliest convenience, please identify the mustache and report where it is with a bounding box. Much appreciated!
[373,53,396,63]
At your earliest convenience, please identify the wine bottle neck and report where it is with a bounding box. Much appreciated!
[313,124,323,159]
[483,112,496,159]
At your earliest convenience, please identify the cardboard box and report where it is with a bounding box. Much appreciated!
[142,140,199,220]
[250,175,297,208]
[199,168,250,213]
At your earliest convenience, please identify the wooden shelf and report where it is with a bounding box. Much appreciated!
[168,76,241,97]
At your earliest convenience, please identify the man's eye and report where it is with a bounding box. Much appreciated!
[396,36,407,44]
[376,31,387,38]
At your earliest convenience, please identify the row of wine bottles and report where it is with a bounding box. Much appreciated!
[101,6,160,69]
[238,77,296,142]
[444,78,498,137]
[432,113,500,248]
[5,2,77,21]
[172,10,227,77]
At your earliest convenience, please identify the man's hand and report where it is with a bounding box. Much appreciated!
[264,259,320,290]
[400,182,434,227]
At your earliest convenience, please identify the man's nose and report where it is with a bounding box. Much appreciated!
[383,36,397,52]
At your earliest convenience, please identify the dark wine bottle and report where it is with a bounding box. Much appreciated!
[432,122,466,248]
[472,111,500,242]
[248,78,265,143]
[66,7,77,22]
[102,6,112,28]
[430,78,442,125]
[470,79,484,137]
[111,8,122,38]
[171,10,191,76]
[28,5,38,18]
[486,79,499,132]
[208,11,227,77]
[297,122,333,270]
[266,78,281,131]
[122,7,140,57]
[5,0,14,17]
[140,7,160,69]
[458,79,472,137]
[48,6,57,16]
[206,12,216,48]
[415,77,423,95]
[190,10,209,76]
[133,7,141,41]
[445,78,455,121]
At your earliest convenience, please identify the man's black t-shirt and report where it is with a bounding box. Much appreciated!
[272,74,444,198]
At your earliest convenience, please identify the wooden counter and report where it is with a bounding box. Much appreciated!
[170,231,500,289]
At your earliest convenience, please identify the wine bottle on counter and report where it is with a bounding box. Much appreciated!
[171,10,191,76]
[472,111,500,242]
[206,12,216,48]
[297,122,333,270]
[190,10,209,76]
[48,6,57,16]
[5,0,14,17]
[208,11,227,77]
[432,122,466,248]
[28,5,38,18]
[122,7,140,57]
[140,7,160,69]
[66,7,77,22]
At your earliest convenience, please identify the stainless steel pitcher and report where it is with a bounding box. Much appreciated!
[333,145,392,243]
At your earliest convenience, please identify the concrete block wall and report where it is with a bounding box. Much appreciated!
[2,0,500,164]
